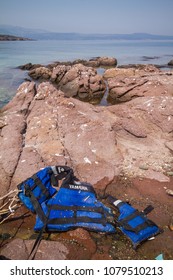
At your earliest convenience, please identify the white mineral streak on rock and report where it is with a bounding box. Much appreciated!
[78,111,86,116]
[80,124,88,130]
[84,157,92,164]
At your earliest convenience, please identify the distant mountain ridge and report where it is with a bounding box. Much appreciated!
[0,24,47,37]
[0,24,173,40]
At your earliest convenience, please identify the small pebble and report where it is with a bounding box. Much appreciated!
[139,165,148,170]
[168,224,173,231]
[166,189,173,196]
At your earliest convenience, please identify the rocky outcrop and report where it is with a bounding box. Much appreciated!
[0,34,32,41]
[168,59,173,66]
[18,63,42,71]
[0,82,36,200]
[19,57,117,103]
[29,63,106,103]
[21,61,173,105]
[29,66,52,80]
[1,65,173,260]
[1,78,173,194]
[19,56,117,71]
[94,56,117,67]
[103,67,136,79]
[104,65,173,103]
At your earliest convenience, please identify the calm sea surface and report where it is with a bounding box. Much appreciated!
[0,39,173,107]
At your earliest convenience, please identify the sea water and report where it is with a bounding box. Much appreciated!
[0,39,173,107]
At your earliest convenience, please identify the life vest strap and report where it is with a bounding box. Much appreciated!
[118,209,157,233]
[48,216,108,226]
[48,204,105,213]
[47,204,110,226]
[24,184,48,224]
[143,205,154,215]
[30,174,50,199]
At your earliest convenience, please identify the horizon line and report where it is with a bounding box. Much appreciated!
[0,24,173,37]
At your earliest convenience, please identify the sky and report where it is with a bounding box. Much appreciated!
[0,0,173,35]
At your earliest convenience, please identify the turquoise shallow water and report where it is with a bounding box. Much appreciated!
[0,39,173,107]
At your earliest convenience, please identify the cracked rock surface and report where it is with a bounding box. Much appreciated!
[0,65,173,260]
[29,63,106,103]
[104,65,173,103]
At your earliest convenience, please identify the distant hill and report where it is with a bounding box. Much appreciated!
[0,25,173,41]
[30,32,173,41]
[0,34,33,41]
[0,24,47,38]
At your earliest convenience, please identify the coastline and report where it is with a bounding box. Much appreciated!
[0,38,173,108]
[0,57,172,108]
[0,34,33,41]
[0,55,173,260]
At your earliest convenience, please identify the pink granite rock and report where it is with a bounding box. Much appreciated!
[1,66,173,260]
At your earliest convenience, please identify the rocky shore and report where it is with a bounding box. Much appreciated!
[0,57,173,260]
[0,34,33,41]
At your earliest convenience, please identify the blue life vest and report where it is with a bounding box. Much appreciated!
[34,173,116,233]
[108,196,161,249]
[17,166,72,213]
